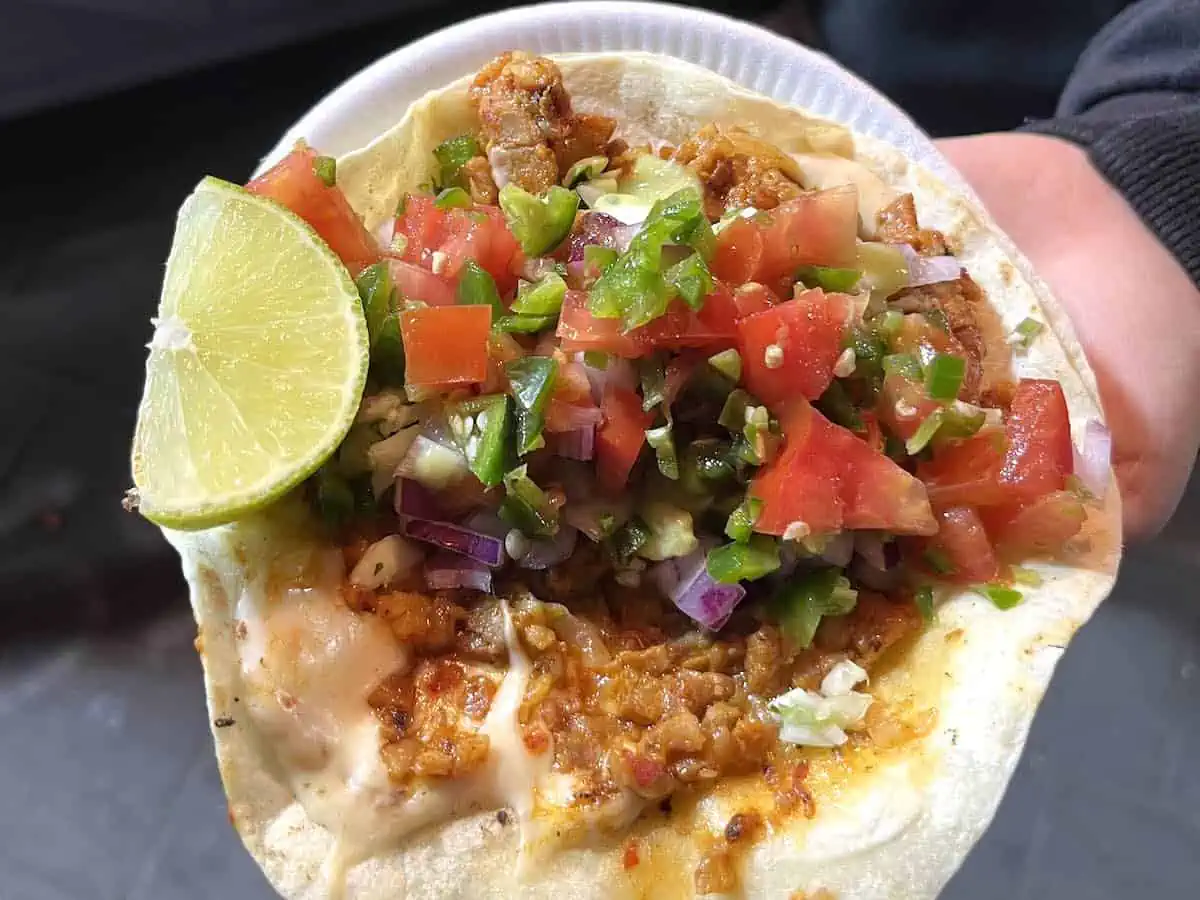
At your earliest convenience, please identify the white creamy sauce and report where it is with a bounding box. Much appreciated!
[236,577,555,896]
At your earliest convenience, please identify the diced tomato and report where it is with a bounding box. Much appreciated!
[876,373,941,442]
[752,399,936,537]
[246,145,380,274]
[729,281,779,319]
[738,288,847,407]
[755,187,859,283]
[386,259,458,307]
[644,296,739,352]
[400,305,492,387]
[982,491,1086,559]
[860,411,884,454]
[1000,379,1074,499]
[557,290,645,357]
[710,216,764,284]
[394,196,523,293]
[919,428,1009,508]
[923,506,1003,584]
[595,386,652,493]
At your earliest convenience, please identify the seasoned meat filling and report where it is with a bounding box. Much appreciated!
[876,193,948,256]
[469,51,615,194]
[673,124,806,219]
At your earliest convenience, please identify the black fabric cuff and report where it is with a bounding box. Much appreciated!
[1023,102,1200,289]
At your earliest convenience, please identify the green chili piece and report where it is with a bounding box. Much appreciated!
[505,357,558,455]
[433,134,479,190]
[457,260,505,317]
[446,394,513,487]
[705,535,781,584]
[796,265,861,293]
[724,495,763,543]
[924,353,966,401]
[499,465,560,537]
[313,155,336,187]
[770,567,859,649]
[434,186,472,209]
[354,262,405,385]
[499,184,579,256]
[511,272,567,317]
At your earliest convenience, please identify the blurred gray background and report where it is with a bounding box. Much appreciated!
[1,2,1195,898]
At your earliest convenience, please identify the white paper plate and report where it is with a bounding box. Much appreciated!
[257,0,973,200]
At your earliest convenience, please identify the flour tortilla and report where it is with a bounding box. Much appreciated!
[166,53,1122,900]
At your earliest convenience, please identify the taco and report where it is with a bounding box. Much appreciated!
[134,51,1121,899]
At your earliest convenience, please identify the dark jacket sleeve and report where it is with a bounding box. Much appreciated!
[1023,0,1200,286]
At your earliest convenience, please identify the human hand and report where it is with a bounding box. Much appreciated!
[937,132,1200,539]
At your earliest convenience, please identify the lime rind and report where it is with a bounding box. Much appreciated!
[132,176,369,530]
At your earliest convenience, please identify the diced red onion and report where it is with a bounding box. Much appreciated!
[520,257,560,282]
[394,478,445,521]
[550,426,595,460]
[653,550,746,631]
[461,509,510,540]
[849,555,903,592]
[519,526,578,570]
[853,531,899,571]
[402,518,506,567]
[1073,418,1112,500]
[424,551,493,592]
[375,217,395,248]
[548,400,603,430]
[566,212,638,262]
[577,353,636,402]
[894,244,962,287]
[818,531,855,568]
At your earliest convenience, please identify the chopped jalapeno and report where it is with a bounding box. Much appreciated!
[433,134,479,190]
[496,313,558,333]
[505,356,558,455]
[446,394,513,487]
[905,408,945,455]
[666,253,714,310]
[770,567,859,648]
[583,350,610,369]
[796,265,861,293]
[1012,317,1044,351]
[563,155,609,187]
[583,245,618,280]
[589,188,713,330]
[707,349,742,383]
[499,184,579,256]
[975,584,1023,610]
[499,465,560,537]
[511,272,567,317]
[354,262,405,385]
[706,535,781,584]
[724,495,763,543]
[924,353,966,400]
[914,585,936,622]
[883,353,923,381]
[434,186,472,209]
[639,355,668,412]
[645,420,679,480]
[718,389,756,432]
[610,516,650,563]
[458,260,506,317]
[314,465,355,526]
[816,380,864,432]
[680,438,736,494]
[312,155,336,187]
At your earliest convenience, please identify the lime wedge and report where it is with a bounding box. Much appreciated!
[132,176,368,529]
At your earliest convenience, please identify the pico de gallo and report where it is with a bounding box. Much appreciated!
[241,52,1111,802]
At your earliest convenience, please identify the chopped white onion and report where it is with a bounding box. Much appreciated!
[820,659,869,697]
[1073,418,1113,499]
[350,535,424,590]
[367,427,418,497]
[894,244,962,287]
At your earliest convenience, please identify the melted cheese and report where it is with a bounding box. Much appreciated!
[236,572,554,894]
